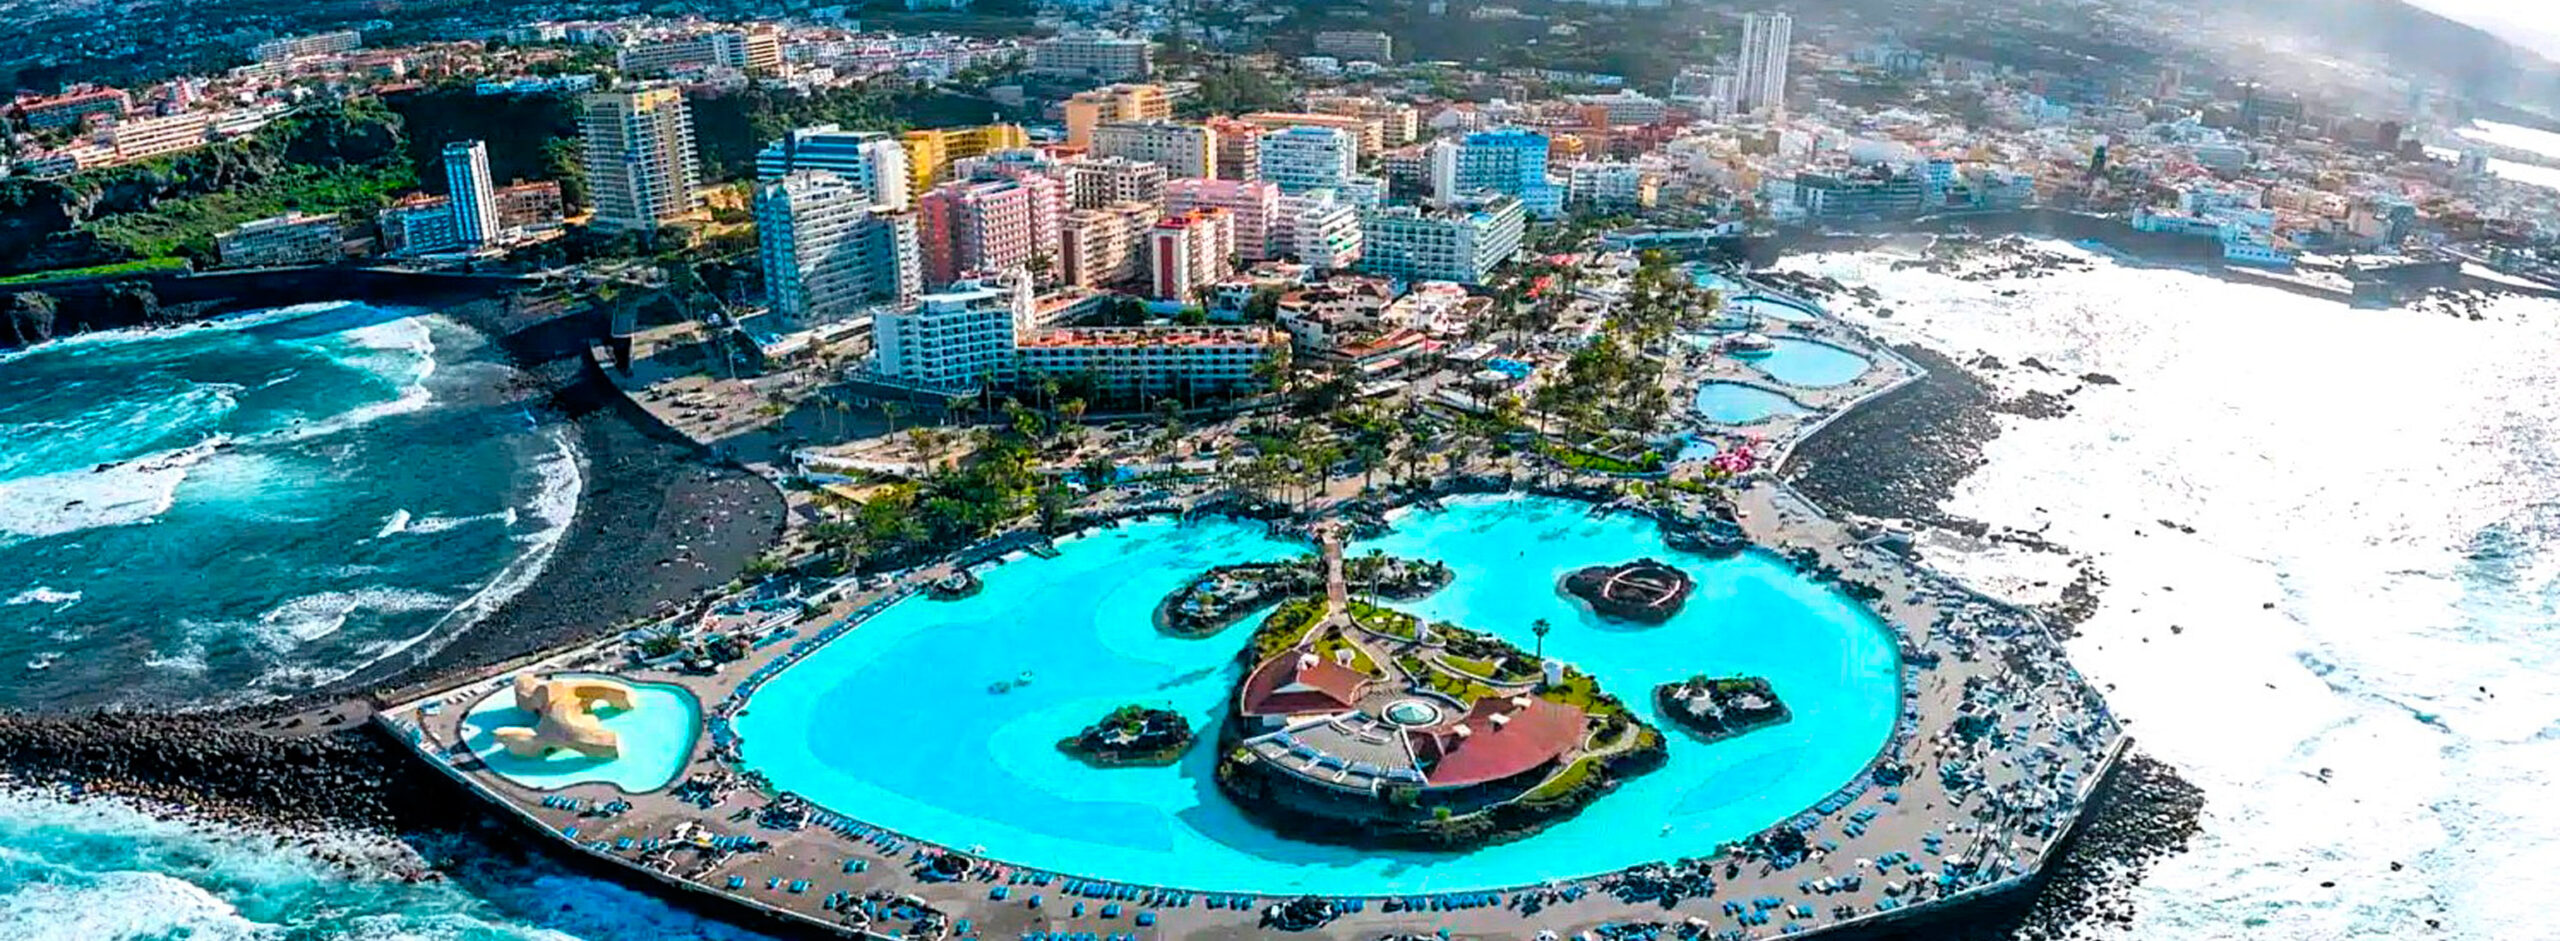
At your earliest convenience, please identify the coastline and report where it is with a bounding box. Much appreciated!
[1,272,787,833]
[4,244,2170,940]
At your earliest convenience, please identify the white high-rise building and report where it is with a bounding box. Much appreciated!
[1031,31,1152,80]
[756,124,912,211]
[756,170,921,326]
[442,140,498,247]
[873,276,1036,390]
[1090,121,1216,179]
[1357,195,1523,286]
[1273,190,1362,270]
[580,88,701,235]
[1258,125,1358,195]
[1738,12,1792,115]
[870,273,1283,397]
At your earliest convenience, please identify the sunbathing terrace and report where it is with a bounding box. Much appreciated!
[371,274,2125,941]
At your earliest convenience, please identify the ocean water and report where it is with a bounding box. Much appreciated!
[1781,242,2560,940]
[2433,121,2560,192]
[735,497,1898,894]
[0,791,779,941]
[0,301,580,709]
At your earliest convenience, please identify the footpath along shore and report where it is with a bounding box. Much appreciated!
[371,270,2127,941]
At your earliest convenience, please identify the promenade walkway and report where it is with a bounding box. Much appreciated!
[371,269,2121,941]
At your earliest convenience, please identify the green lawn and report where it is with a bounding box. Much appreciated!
[1538,672,1626,718]
[1347,600,1418,639]
[1311,633,1378,675]
[0,257,190,285]
[1522,756,1598,803]
[1549,445,1665,474]
[1251,598,1328,660]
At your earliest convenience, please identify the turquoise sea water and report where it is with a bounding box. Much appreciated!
[0,792,780,941]
[1693,382,1810,425]
[0,302,578,709]
[463,679,704,793]
[736,496,1900,894]
[1749,339,1872,388]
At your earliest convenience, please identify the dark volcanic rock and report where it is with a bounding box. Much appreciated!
[1782,343,2000,524]
[3,291,57,346]
[0,712,449,833]
[1848,750,2204,941]
[1993,389,2074,419]
[1563,558,1694,624]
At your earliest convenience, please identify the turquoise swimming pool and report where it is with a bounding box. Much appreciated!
[463,677,703,793]
[1749,339,1872,388]
[1730,297,1818,323]
[1694,382,1810,425]
[1690,270,1818,324]
[735,497,1899,894]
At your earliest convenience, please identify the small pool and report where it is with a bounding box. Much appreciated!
[1729,296,1818,323]
[1693,382,1809,425]
[461,676,703,793]
[1671,435,1720,462]
[1747,339,1872,388]
[1691,270,1746,295]
[1691,270,1819,324]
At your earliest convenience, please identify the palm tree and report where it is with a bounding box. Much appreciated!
[881,400,909,440]
[1532,617,1552,660]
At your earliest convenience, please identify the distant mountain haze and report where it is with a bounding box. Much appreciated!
[2405,0,2560,61]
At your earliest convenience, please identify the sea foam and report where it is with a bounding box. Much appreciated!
[1786,242,2560,940]
[0,435,228,542]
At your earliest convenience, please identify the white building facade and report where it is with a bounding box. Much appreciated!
[442,140,498,247]
[756,170,922,326]
[756,124,912,211]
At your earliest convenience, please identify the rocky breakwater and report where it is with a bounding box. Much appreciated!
[0,710,460,834]
[1782,343,2001,525]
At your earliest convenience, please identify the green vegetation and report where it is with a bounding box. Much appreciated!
[0,257,188,285]
[1347,600,1418,640]
[1521,253,1715,443]
[1415,665,1503,704]
[384,87,578,202]
[691,83,1026,183]
[0,99,412,274]
[1059,703,1194,767]
[1311,632,1379,675]
[1539,669,1632,721]
[86,162,414,261]
[803,432,1047,570]
[1548,444,1666,474]
[1250,598,1329,661]
[1521,756,1600,804]
[1180,63,1294,117]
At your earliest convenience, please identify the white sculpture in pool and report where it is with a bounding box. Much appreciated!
[494,673,636,759]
